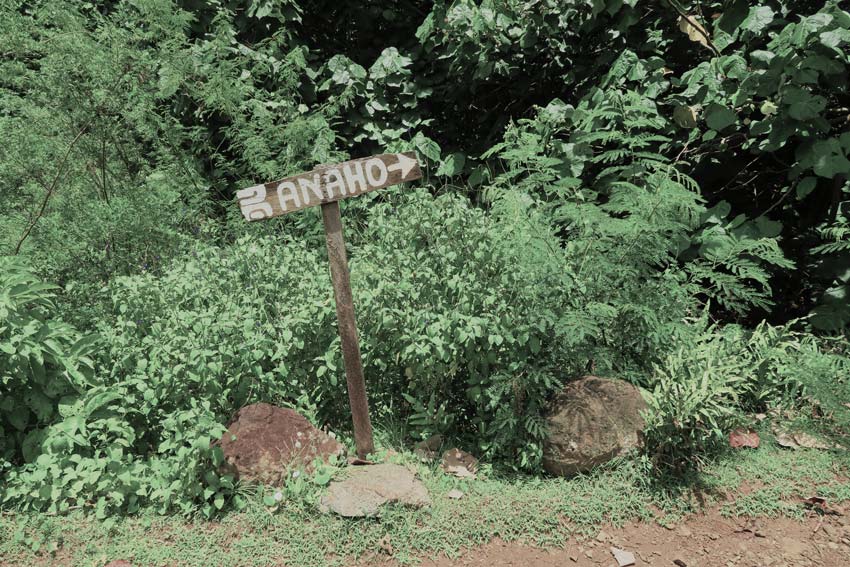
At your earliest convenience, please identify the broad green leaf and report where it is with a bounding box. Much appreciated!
[820,28,850,49]
[8,406,29,431]
[796,177,817,200]
[716,0,749,35]
[413,132,441,162]
[788,95,826,121]
[741,6,774,34]
[705,104,737,131]
[814,153,850,178]
[436,153,466,177]
[673,105,698,128]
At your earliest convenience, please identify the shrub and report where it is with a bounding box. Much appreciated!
[0,257,95,471]
[352,189,570,467]
[0,399,232,518]
[642,323,748,472]
[83,187,752,475]
[642,319,850,472]
[0,253,252,516]
[82,189,574,471]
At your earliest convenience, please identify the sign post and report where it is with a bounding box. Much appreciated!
[236,152,422,458]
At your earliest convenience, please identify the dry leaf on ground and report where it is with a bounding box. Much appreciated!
[774,428,832,450]
[802,496,843,515]
[729,428,760,449]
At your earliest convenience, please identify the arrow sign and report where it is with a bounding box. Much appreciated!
[235,152,421,459]
[237,152,422,221]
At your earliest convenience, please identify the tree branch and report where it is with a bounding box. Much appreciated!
[13,122,91,255]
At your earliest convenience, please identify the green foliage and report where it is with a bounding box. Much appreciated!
[669,1,850,327]
[642,325,748,471]
[320,48,432,150]
[0,0,340,293]
[85,192,572,471]
[1,400,234,518]
[0,258,95,471]
[352,190,569,467]
[642,318,850,472]
[0,258,236,517]
[0,1,198,283]
[2,0,850,518]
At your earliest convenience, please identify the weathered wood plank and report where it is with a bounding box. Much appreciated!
[321,200,375,458]
[237,152,421,221]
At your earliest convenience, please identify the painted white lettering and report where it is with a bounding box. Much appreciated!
[276,181,301,211]
[298,174,324,205]
[364,158,388,187]
[236,185,273,221]
[343,162,368,195]
[324,169,346,198]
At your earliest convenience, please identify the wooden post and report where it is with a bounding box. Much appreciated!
[321,200,375,458]
[236,152,421,459]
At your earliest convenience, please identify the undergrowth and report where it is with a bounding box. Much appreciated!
[1,440,847,567]
[1,0,849,523]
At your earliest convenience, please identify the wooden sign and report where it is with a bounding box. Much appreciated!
[236,152,422,458]
[236,152,421,220]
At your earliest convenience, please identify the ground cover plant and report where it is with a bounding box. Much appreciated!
[1,440,848,566]
[1,0,849,564]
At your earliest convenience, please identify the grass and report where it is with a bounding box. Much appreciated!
[2,433,849,567]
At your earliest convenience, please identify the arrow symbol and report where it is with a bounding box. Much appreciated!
[387,153,417,178]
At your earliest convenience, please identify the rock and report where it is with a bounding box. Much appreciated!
[441,448,478,478]
[542,376,647,476]
[414,434,443,462]
[446,489,464,500]
[104,562,134,567]
[219,403,345,485]
[319,463,431,517]
[610,547,636,567]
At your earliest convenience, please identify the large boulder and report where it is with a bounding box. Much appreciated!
[219,403,345,485]
[542,376,647,477]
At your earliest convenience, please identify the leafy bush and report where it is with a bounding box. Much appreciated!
[642,318,850,471]
[642,323,748,471]
[81,187,779,478]
[352,190,570,467]
[0,259,240,517]
[0,258,95,471]
[89,190,573,471]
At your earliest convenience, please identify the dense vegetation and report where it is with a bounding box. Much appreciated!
[1,0,848,518]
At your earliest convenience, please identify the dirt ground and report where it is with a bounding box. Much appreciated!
[365,508,850,567]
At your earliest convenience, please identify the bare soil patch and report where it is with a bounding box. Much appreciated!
[363,508,850,567]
